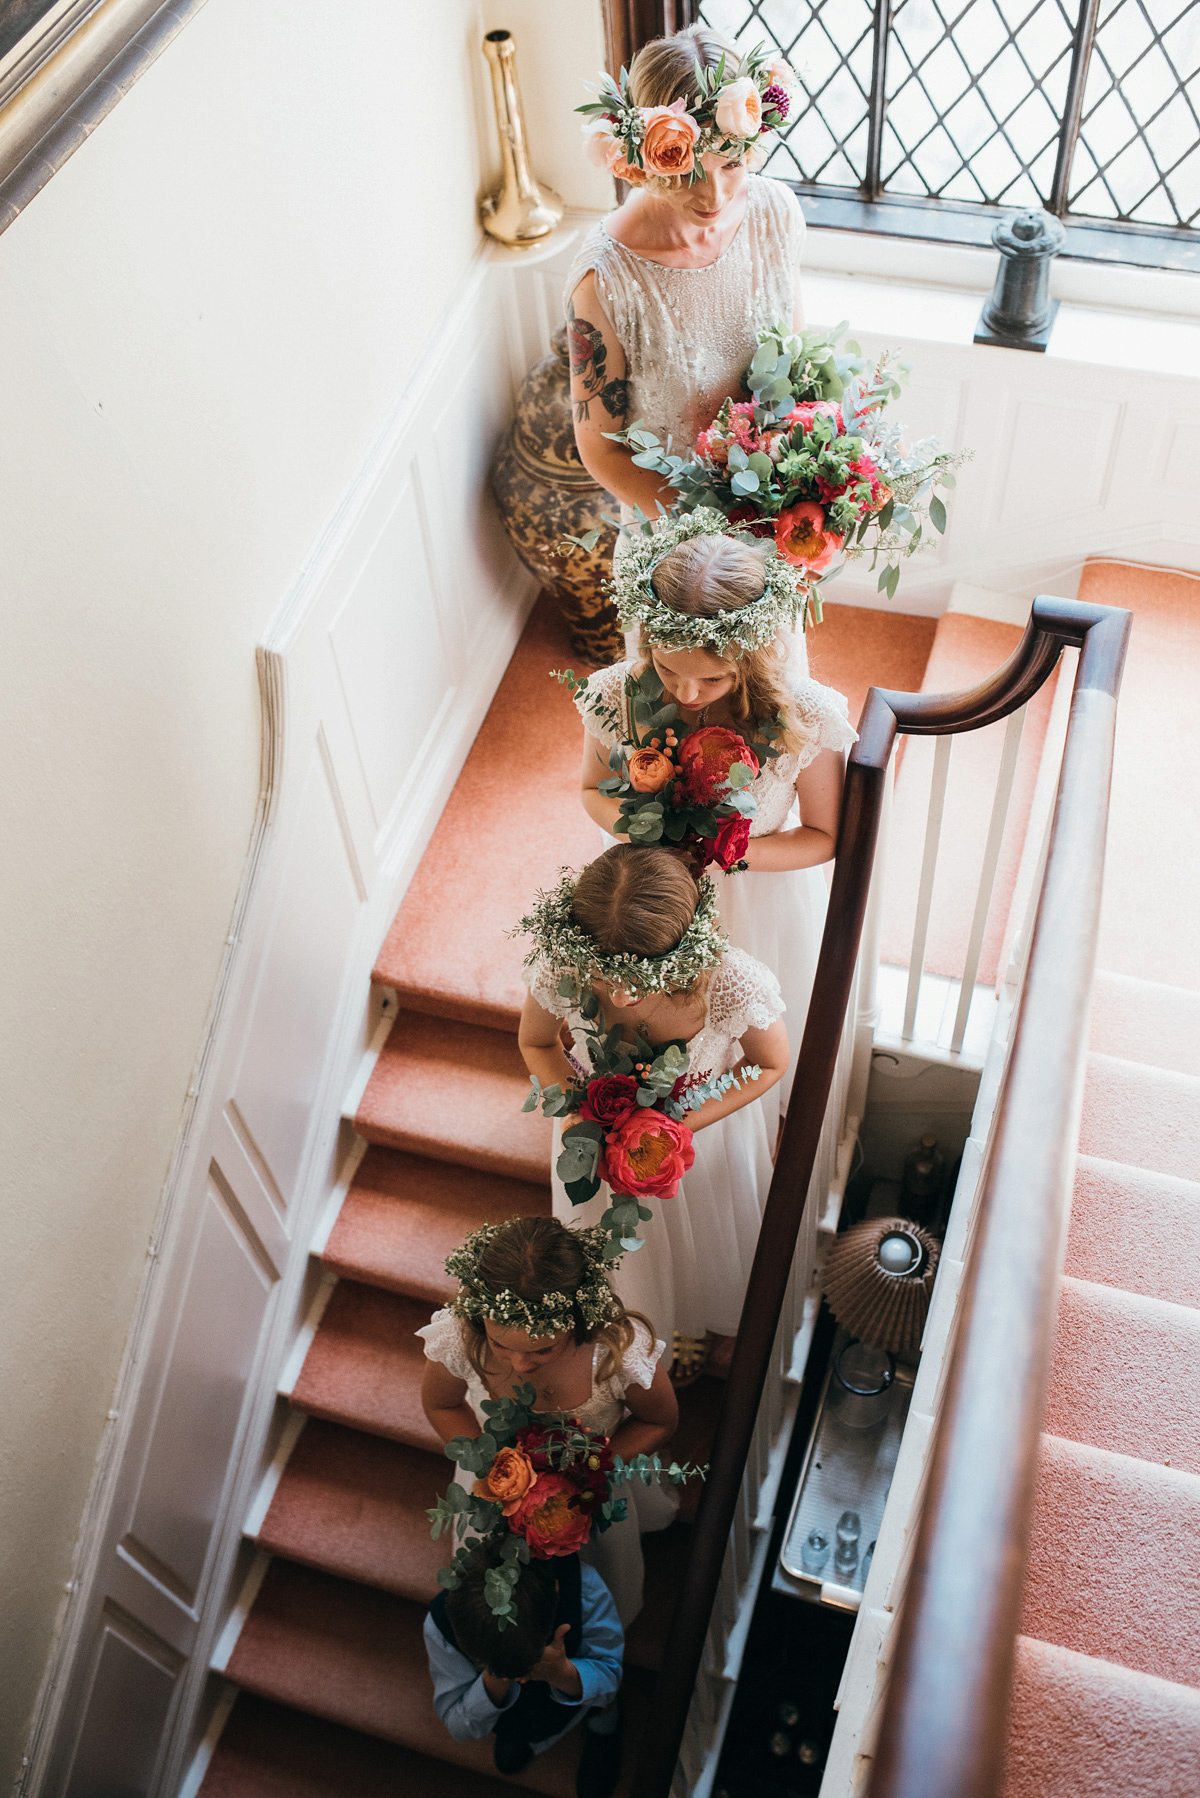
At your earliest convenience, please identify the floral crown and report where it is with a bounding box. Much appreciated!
[516,865,726,1002]
[578,42,799,184]
[611,507,810,654]
[446,1220,623,1337]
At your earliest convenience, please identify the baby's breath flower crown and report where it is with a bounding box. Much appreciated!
[578,42,799,184]
[446,1220,621,1337]
[517,866,726,1003]
[612,508,810,656]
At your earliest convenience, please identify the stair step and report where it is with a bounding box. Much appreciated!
[255,1419,449,1601]
[1089,971,1200,1078]
[323,1148,550,1302]
[1001,1634,1200,1798]
[291,1282,442,1454]
[1078,1053,1200,1185]
[355,1012,552,1185]
[1080,559,1200,989]
[1020,1433,1200,1689]
[198,1692,515,1798]
[371,594,600,1034]
[226,1558,647,1796]
[1066,1156,1200,1314]
[1045,1277,1200,1475]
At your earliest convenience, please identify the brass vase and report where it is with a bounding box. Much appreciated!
[480,29,563,247]
[491,326,622,664]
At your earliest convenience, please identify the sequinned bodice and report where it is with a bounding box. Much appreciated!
[563,176,805,455]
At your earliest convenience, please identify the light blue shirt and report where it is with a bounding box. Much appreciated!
[423,1562,624,1749]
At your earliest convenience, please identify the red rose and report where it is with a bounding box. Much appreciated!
[510,1471,593,1558]
[600,1110,695,1200]
[579,1074,640,1126]
[711,814,751,870]
[678,726,759,806]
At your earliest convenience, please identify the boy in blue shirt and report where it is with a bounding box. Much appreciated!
[423,1546,623,1798]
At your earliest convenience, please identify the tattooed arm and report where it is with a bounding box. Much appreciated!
[567,272,674,513]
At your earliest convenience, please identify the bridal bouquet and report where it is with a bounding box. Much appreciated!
[522,990,760,1256]
[615,321,969,602]
[430,1385,704,1623]
[556,663,783,874]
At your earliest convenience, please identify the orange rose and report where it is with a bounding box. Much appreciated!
[627,747,674,793]
[472,1446,537,1516]
[639,100,699,178]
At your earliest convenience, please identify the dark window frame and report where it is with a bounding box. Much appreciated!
[601,0,1200,272]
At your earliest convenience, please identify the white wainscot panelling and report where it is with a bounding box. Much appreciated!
[328,473,453,841]
[229,743,365,1208]
[119,1172,277,1610]
[1160,417,1200,494]
[63,1608,182,1798]
[999,396,1122,525]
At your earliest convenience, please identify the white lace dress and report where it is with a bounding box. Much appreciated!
[525,946,785,1350]
[574,661,857,1113]
[416,1310,675,1625]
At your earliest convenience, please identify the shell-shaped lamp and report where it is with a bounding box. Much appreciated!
[823,1217,940,1357]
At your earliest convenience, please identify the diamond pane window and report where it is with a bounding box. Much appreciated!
[1070,0,1200,224]
[694,0,1200,248]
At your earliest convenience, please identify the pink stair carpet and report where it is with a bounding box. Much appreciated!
[201,591,938,1797]
[1000,560,1200,1794]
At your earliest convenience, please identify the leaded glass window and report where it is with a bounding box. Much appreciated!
[696,0,1200,240]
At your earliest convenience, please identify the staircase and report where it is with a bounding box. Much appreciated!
[194,590,938,1796]
[998,562,1200,1796]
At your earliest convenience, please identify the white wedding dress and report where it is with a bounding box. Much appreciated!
[573,662,858,1115]
[524,946,785,1352]
[417,1311,676,1625]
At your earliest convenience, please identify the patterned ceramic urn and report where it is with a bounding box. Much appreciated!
[490,326,622,663]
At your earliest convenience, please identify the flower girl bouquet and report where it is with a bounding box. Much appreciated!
[556,662,783,876]
[517,875,760,1257]
[429,1383,704,1624]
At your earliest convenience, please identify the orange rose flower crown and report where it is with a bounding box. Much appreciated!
[429,1384,705,1625]
[578,42,799,185]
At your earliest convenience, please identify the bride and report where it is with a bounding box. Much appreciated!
[565,26,807,598]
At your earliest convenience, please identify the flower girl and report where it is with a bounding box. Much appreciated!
[516,843,788,1380]
[419,1214,677,1624]
[572,510,856,1118]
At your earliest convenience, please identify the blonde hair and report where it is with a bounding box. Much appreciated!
[629,25,740,192]
[640,534,808,754]
[571,844,710,1003]
[462,1215,645,1387]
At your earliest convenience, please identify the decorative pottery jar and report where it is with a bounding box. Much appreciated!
[490,325,622,664]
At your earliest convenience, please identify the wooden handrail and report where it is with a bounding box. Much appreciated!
[630,595,1131,1798]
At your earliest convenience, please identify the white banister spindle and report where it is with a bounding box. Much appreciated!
[950,705,1027,1053]
[903,735,953,1040]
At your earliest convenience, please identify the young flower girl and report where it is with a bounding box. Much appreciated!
[573,510,857,1118]
[516,843,788,1380]
[419,1214,677,1625]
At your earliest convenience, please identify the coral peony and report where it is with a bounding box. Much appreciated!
[791,400,843,433]
[714,77,762,140]
[627,746,674,793]
[639,99,699,177]
[678,726,759,806]
[711,814,751,871]
[601,1110,695,1200]
[473,1446,537,1516]
[579,1074,640,1127]
[510,1472,593,1558]
[774,502,844,572]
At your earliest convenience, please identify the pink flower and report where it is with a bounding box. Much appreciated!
[762,83,791,122]
[600,1110,695,1200]
[713,77,762,140]
[765,56,800,98]
[774,502,844,572]
[791,400,844,433]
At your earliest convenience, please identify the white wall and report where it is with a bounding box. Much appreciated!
[480,0,614,213]
[0,0,551,1783]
